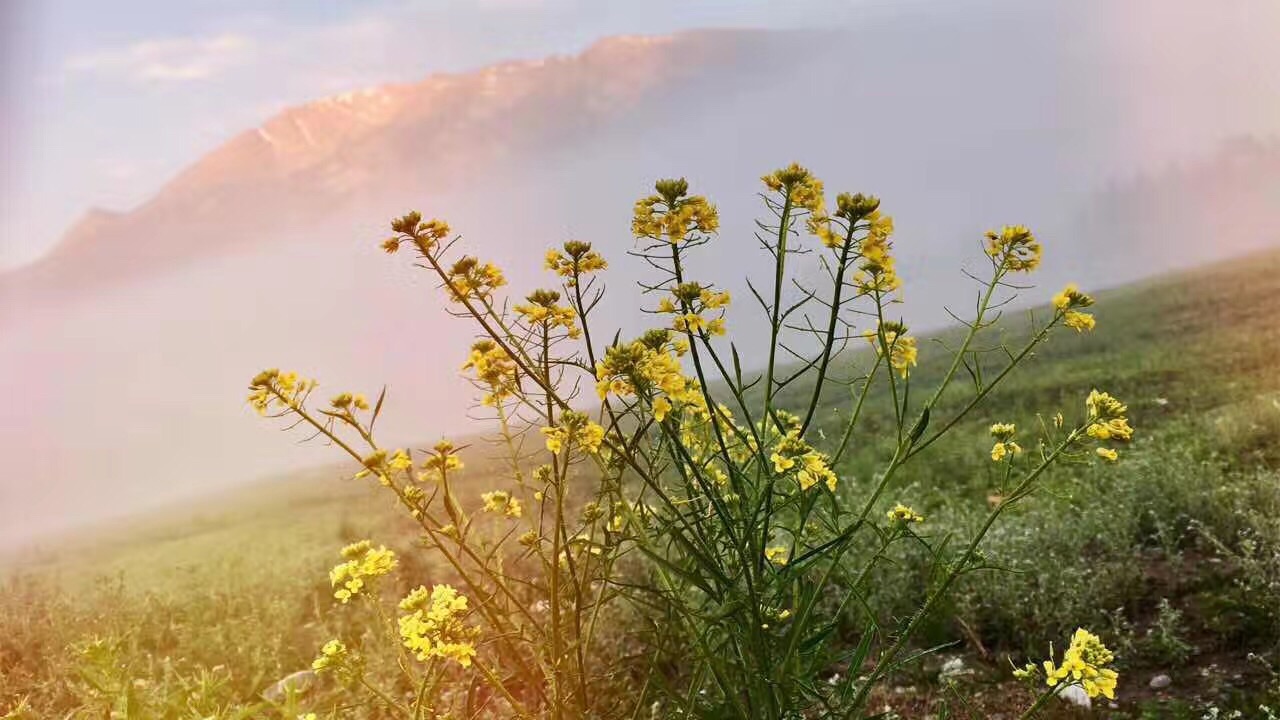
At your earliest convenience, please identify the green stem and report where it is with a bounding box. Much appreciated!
[799,223,858,434]
[831,362,880,467]
[761,193,795,430]
[1017,685,1060,720]
[906,315,1059,461]
[843,430,1080,716]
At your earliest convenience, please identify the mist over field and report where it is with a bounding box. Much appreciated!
[2,0,1279,546]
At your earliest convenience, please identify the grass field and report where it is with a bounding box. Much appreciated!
[4,248,1280,718]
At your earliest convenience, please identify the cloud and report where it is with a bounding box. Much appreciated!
[65,33,253,84]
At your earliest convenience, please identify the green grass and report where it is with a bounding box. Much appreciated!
[5,249,1280,718]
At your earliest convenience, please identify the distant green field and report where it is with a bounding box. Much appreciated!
[5,248,1280,718]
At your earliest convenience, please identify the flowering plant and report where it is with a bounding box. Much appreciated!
[250,162,1128,718]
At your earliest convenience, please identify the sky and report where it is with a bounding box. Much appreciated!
[0,0,884,270]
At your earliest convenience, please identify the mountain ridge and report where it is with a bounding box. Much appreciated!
[17,30,782,293]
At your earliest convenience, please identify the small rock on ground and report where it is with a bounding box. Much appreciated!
[262,669,318,702]
[1057,684,1092,709]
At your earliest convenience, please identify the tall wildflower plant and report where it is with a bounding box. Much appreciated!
[249,163,1127,719]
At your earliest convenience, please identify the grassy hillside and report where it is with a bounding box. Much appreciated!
[4,249,1280,718]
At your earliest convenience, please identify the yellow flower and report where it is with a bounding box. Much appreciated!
[991,441,1022,461]
[329,541,397,603]
[481,490,522,518]
[983,224,1042,273]
[991,422,1017,439]
[1085,390,1134,455]
[312,639,349,674]
[851,209,901,293]
[765,545,790,566]
[545,240,607,286]
[796,452,838,492]
[1064,310,1096,332]
[771,452,796,473]
[866,322,918,378]
[541,412,606,455]
[1040,628,1119,699]
[246,368,317,415]
[673,313,705,333]
[1087,418,1134,441]
[595,332,692,404]
[886,504,925,524]
[1086,389,1128,421]
[462,339,519,406]
[542,426,567,454]
[386,212,451,254]
[398,585,478,667]
[388,449,412,473]
[761,163,825,214]
[989,423,1023,461]
[514,289,581,338]
[1052,283,1095,310]
[1011,662,1040,681]
[632,178,719,243]
[420,440,464,481]
[700,288,731,309]
[652,396,672,422]
[444,256,506,303]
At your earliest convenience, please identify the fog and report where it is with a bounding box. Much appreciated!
[2,0,1278,546]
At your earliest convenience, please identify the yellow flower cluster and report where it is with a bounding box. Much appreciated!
[762,163,825,214]
[770,429,839,492]
[594,331,697,408]
[764,545,790,566]
[807,192,884,249]
[886,504,925,524]
[1085,389,1133,462]
[247,369,317,415]
[990,422,1023,461]
[329,540,398,604]
[545,240,607,287]
[352,448,413,485]
[398,584,479,668]
[420,440,464,481]
[1053,283,1097,332]
[541,411,606,455]
[984,225,1042,273]
[866,321,918,378]
[481,490,523,518]
[853,210,900,293]
[658,282,731,337]
[632,178,720,243]
[444,256,506,304]
[1043,628,1119,699]
[382,212,451,255]
[312,639,350,674]
[461,339,519,407]
[514,289,581,338]
[329,392,371,412]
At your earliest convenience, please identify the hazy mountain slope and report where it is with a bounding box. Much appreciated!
[5,30,793,302]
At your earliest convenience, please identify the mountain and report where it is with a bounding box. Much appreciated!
[6,30,793,302]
